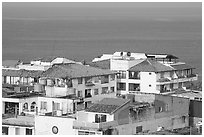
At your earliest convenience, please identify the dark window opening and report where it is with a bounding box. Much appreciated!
[2,127,8,135]
[26,128,32,135]
[136,126,143,134]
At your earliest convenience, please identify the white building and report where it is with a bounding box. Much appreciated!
[2,115,76,135]
[89,51,198,95]
[2,94,76,116]
[39,63,118,107]
[18,56,82,71]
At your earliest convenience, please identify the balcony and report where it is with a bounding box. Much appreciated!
[156,74,198,85]
[73,120,118,130]
[85,82,95,87]
[85,94,92,98]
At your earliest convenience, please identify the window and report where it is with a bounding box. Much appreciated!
[110,74,115,81]
[136,126,143,134]
[3,76,7,84]
[67,79,73,87]
[77,90,82,97]
[181,116,186,123]
[26,128,32,135]
[85,89,92,98]
[160,72,165,78]
[94,77,99,83]
[178,82,182,88]
[40,101,47,110]
[110,87,115,93]
[85,77,92,84]
[94,89,99,95]
[101,75,109,84]
[165,104,169,111]
[129,71,140,79]
[117,83,126,90]
[54,103,60,111]
[2,127,8,135]
[117,71,126,79]
[102,87,108,94]
[16,128,20,135]
[78,78,83,84]
[78,131,96,135]
[129,83,140,91]
[159,107,163,112]
[30,102,36,112]
[23,103,28,111]
[95,114,107,123]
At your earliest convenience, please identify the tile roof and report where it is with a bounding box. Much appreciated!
[170,63,195,70]
[2,69,43,77]
[32,56,58,62]
[87,59,110,69]
[2,116,34,127]
[2,60,22,68]
[167,90,202,99]
[85,98,130,114]
[128,59,174,72]
[41,63,117,79]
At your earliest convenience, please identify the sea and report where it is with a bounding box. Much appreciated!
[2,6,202,81]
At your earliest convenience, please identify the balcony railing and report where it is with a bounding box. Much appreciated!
[85,82,95,86]
[73,120,118,130]
[156,74,198,84]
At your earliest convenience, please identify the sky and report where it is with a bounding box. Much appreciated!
[2,2,201,19]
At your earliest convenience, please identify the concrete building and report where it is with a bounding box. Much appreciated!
[73,94,190,135]
[17,56,82,71]
[2,69,43,86]
[89,51,198,94]
[165,90,202,134]
[2,92,77,116]
[2,92,77,135]
[2,115,76,135]
[40,63,118,106]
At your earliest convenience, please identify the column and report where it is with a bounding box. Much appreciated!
[8,127,16,135]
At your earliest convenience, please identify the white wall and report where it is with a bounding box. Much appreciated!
[18,64,49,71]
[110,59,142,71]
[35,115,76,135]
[86,112,114,123]
[140,72,158,94]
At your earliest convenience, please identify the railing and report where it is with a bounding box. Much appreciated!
[156,74,198,84]
[73,120,118,130]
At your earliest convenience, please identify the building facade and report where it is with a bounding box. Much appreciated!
[90,51,198,95]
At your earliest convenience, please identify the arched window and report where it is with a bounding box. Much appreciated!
[30,102,36,112]
[23,103,28,111]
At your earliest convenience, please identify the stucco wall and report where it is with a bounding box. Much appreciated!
[140,72,158,93]
[35,115,76,135]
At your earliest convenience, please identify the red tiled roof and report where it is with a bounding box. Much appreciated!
[85,98,130,114]
[2,69,43,77]
[32,56,58,62]
[87,59,110,69]
[128,59,174,72]
[2,116,34,127]
[170,63,195,70]
[41,63,117,79]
